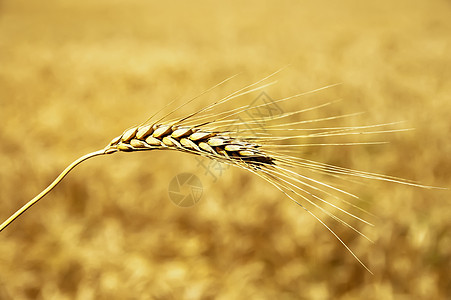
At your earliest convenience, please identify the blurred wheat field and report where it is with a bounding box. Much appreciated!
[0,0,450,299]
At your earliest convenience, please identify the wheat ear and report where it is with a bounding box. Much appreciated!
[0,71,440,273]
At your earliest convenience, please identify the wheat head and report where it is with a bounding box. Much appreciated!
[0,70,439,273]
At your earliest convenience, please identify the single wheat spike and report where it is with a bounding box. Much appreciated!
[0,71,440,273]
[107,124,275,166]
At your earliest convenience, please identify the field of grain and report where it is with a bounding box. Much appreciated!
[0,0,450,299]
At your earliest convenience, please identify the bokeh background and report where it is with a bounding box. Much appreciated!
[0,0,450,299]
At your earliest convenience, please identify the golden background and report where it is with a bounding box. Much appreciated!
[0,0,450,299]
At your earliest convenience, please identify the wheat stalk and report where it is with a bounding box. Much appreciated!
[0,70,437,273]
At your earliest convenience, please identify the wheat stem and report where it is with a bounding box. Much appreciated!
[0,149,107,232]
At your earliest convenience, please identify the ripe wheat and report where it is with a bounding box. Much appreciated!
[0,70,436,273]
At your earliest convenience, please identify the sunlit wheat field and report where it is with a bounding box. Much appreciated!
[0,0,450,299]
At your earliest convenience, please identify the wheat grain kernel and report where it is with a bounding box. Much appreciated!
[121,128,137,142]
[162,136,175,147]
[189,131,214,141]
[207,138,225,146]
[199,142,215,153]
[224,145,242,151]
[130,139,150,148]
[117,143,134,151]
[145,136,162,146]
[136,124,154,139]
[180,138,200,150]
[153,125,172,138]
[172,127,193,139]
[109,135,122,145]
